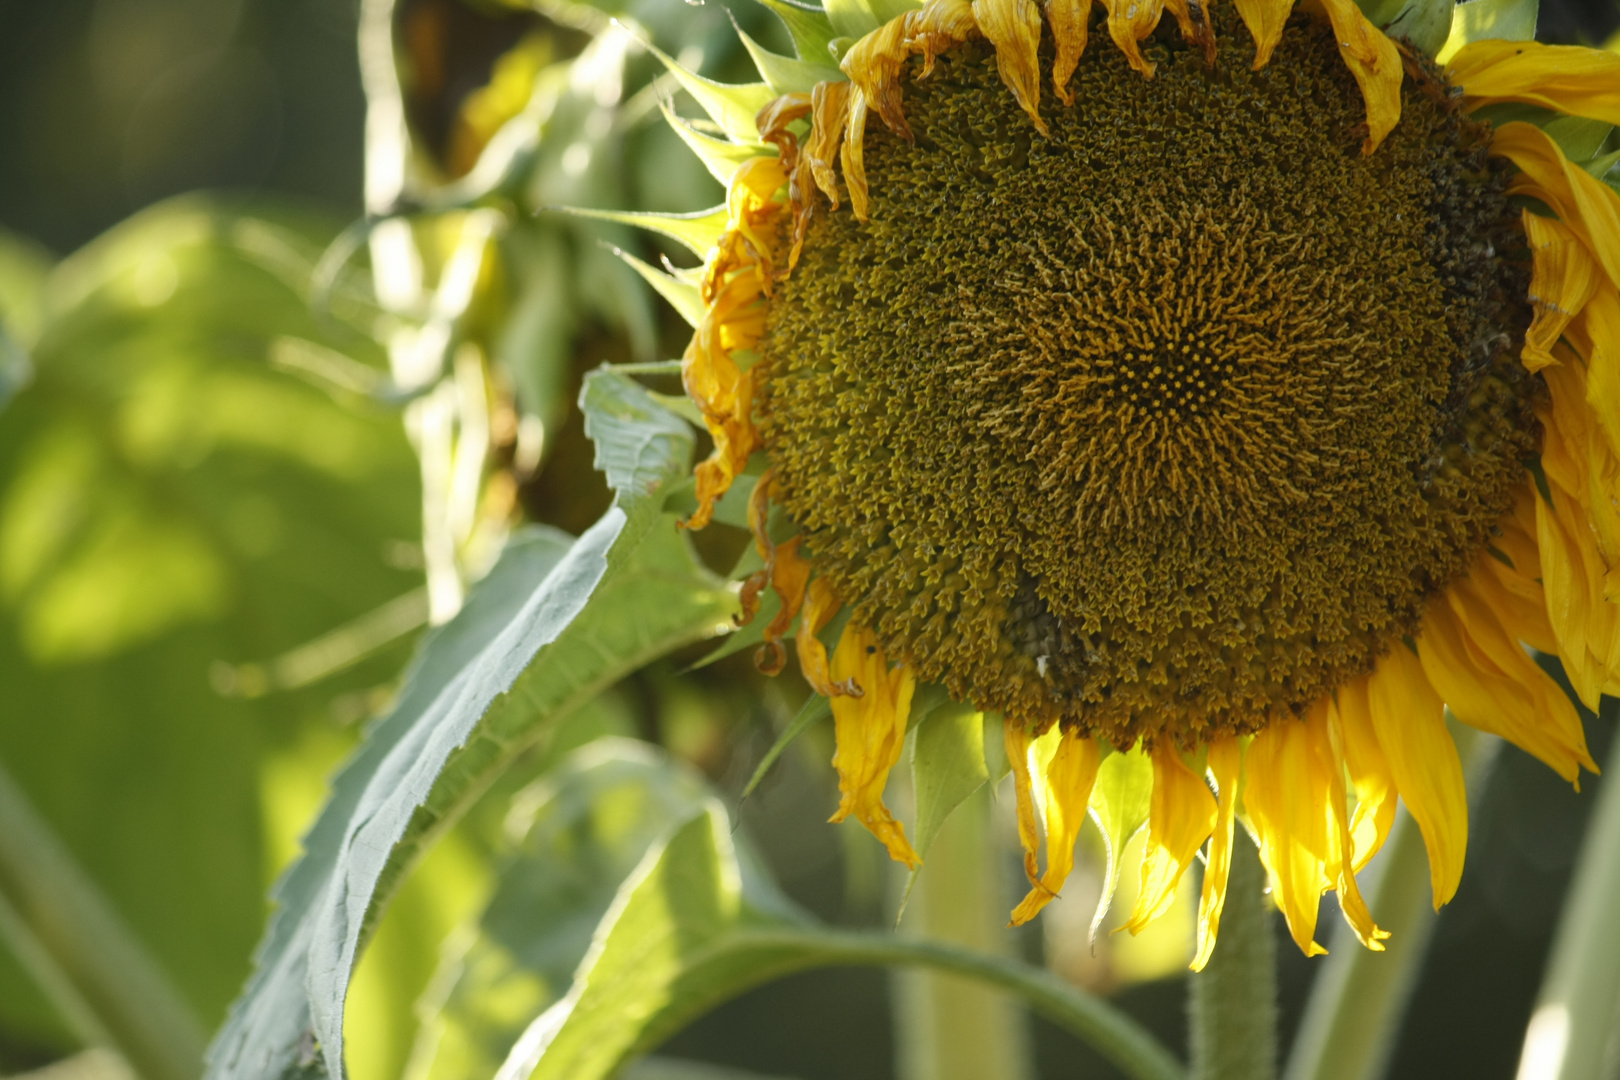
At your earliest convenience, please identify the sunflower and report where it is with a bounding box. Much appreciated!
[619,0,1620,969]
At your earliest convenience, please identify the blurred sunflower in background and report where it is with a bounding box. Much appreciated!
[619,0,1620,970]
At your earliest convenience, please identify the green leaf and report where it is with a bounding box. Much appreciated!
[1436,0,1537,63]
[736,26,843,94]
[822,0,883,38]
[1543,116,1615,165]
[909,702,989,862]
[501,807,1185,1080]
[553,206,728,258]
[409,740,741,1080]
[751,0,840,65]
[206,371,737,1080]
[741,693,832,799]
[1086,746,1154,941]
[610,248,705,329]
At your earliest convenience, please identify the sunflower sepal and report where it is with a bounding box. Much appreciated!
[1374,0,1455,57]
[752,0,843,63]
[737,22,846,94]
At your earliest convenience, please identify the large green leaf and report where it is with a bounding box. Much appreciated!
[206,369,737,1080]
[500,802,1184,1080]
[412,740,782,1080]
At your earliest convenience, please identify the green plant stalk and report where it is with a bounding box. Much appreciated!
[728,927,1188,1080]
[1190,834,1277,1080]
[0,762,205,1080]
[1283,723,1489,1080]
[1516,718,1620,1080]
[893,787,1032,1080]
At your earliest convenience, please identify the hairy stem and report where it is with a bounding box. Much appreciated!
[1190,836,1277,1080]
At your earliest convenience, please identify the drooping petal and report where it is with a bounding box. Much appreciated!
[805,80,853,209]
[797,576,857,697]
[1311,0,1404,154]
[760,537,815,675]
[1232,0,1292,69]
[1320,700,1388,950]
[828,623,921,867]
[1335,674,1398,871]
[972,0,1049,133]
[1191,737,1243,972]
[1418,574,1597,783]
[1244,714,1332,956]
[1102,0,1168,77]
[1045,0,1094,104]
[1364,644,1469,907]
[1450,40,1620,128]
[1163,0,1217,65]
[1493,122,1620,293]
[1522,211,1602,373]
[1011,728,1102,923]
[841,91,872,223]
[1005,718,1043,886]
[1122,742,1217,934]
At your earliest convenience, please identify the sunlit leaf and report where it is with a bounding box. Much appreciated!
[1437,0,1537,62]
[206,370,737,1080]
[1087,746,1153,941]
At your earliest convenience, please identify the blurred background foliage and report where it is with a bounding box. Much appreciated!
[1,1,1619,1079]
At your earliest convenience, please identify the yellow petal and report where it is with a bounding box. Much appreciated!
[1418,575,1597,783]
[1102,0,1168,76]
[828,623,921,867]
[1319,700,1387,950]
[1364,644,1469,908]
[1045,0,1095,104]
[1191,737,1243,972]
[1493,122,1620,293]
[1010,728,1102,923]
[1335,674,1398,871]
[1575,288,1620,470]
[1522,211,1602,373]
[1005,718,1043,887]
[1310,0,1404,154]
[796,577,855,698]
[1451,40,1620,128]
[805,80,853,209]
[1232,0,1292,68]
[1123,742,1216,934]
[973,0,1049,134]
[841,92,872,223]
[1244,714,1332,956]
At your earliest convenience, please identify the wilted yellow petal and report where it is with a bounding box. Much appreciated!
[796,577,853,697]
[1123,742,1216,934]
[805,80,853,209]
[1011,728,1102,924]
[1311,0,1403,154]
[1365,644,1468,907]
[1191,737,1243,971]
[973,0,1049,134]
[1102,0,1168,76]
[1232,0,1292,68]
[1005,719,1043,886]
[1522,211,1602,373]
[1045,0,1094,104]
[828,623,921,867]
[1451,39,1620,127]
[1493,122,1620,293]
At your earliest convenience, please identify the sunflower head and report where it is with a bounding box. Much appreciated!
[618,0,1620,967]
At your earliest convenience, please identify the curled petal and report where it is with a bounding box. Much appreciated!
[758,537,814,676]
[1493,122,1620,293]
[1010,728,1102,923]
[806,80,853,209]
[797,577,858,698]
[1231,0,1291,69]
[1522,211,1602,373]
[972,0,1049,134]
[1311,0,1403,154]
[1164,0,1217,65]
[1365,644,1468,908]
[1103,0,1168,77]
[1191,737,1242,972]
[842,92,872,223]
[829,624,921,867]
[1045,0,1094,105]
[1005,719,1044,887]
[1122,742,1216,934]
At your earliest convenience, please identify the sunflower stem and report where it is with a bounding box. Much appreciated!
[893,786,1034,1080]
[1190,835,1277,1080]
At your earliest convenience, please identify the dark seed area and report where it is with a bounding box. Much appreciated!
[757,11,1537,747]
